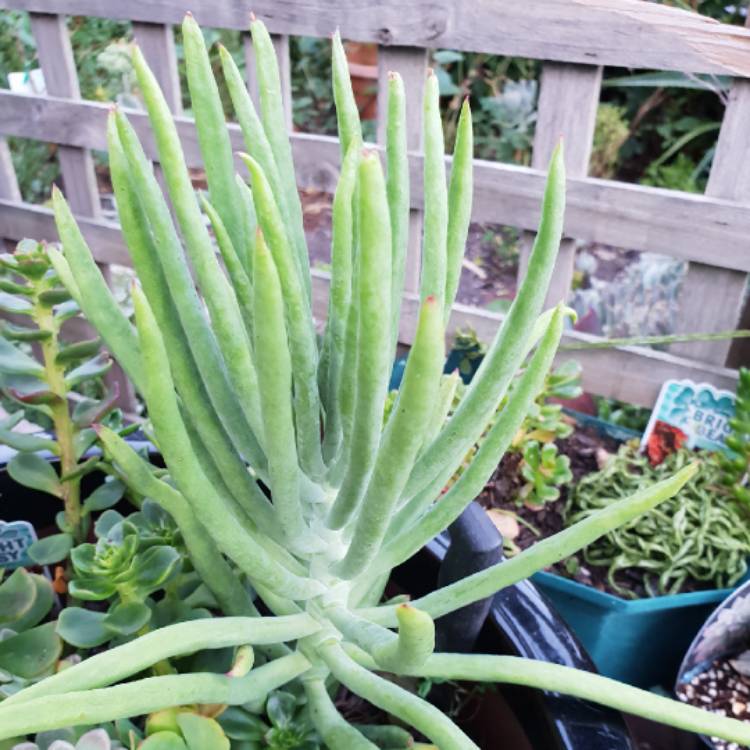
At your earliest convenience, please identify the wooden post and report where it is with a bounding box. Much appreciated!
[672,81,750,364]
[518,63,603,305]
[376,46,428,297]
[29,13,100,217]
[132,22,182,114]
[0,139,21,203]
[29,12,137,409]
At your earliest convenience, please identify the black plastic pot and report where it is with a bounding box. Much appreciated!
[392,502,633,749]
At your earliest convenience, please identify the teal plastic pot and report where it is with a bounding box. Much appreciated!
[532,570,742,689]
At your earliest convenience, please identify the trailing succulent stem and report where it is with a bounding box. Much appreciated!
[0,240,123,568]
[5,15,750,749]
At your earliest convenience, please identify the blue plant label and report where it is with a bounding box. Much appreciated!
[0,520,37,569]
[641,379,735,457]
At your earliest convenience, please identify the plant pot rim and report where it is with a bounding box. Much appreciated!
[533,569,739,612]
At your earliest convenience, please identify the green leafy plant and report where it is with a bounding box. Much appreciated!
[449,328,486,380]
[220,690,319,749]
[56,504,182,650]
[640,151,706,193]
[507,361,579,506]
[566,443,750,597]
[12,728,121,750]
[718,366,750,506]
[290,37,336,135]
[589,103,630,179]
[430,49,539,164]
[142,710,232,750]
[518,440,572,507]
[0,240,125,565]
[595,396,651,433]
[0,569,60,697]
[10,711,233,750]
[3,16,749,749]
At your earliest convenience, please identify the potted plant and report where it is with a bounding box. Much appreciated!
[672,369,750,747]
[436,339,750,690]
[1,15,749,748]
[533,440,750,689]
[531,369,750,689]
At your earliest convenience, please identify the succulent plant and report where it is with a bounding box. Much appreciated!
[1,14,747,750]
[0,239,127,564]
[56,506,182,650]
[448,327,486,383]
[0,569,60,696]
[519,440,573,507]
[718,366,750,505]
[220,690,320,750]
[12,728,119,750]
[570,250,686,341]
[12,728,120,750]
[141,711,231,750]
[567,444,750,597]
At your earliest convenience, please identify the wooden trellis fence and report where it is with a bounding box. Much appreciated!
[1,0,750,406]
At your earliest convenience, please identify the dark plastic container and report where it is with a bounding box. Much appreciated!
[394,502,633,749]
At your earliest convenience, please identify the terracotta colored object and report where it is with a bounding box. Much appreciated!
[646,420,687,465]
[344,41,378,121]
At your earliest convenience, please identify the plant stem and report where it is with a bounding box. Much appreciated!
[32,283,81,541]
[319,641,478,750]
[360,462,698,626]
[0,652,311,740]
[410,654,750,746]
[1,615,318,707]
[560,328,750,351]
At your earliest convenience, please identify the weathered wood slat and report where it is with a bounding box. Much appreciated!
[376,46,428,294]
[29,12,100,217]
[0,139,21,203]
[5,0,750,76]
[0,197,736,406]
[519,62,602,305]
[673,76,750,364]
[0,200,130,265]
[4,90,750,274]
[418,299,738,408]
[132,22,182,113]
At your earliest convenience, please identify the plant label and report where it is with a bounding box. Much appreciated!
[641,379,734,464]
[0,520,37,569]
